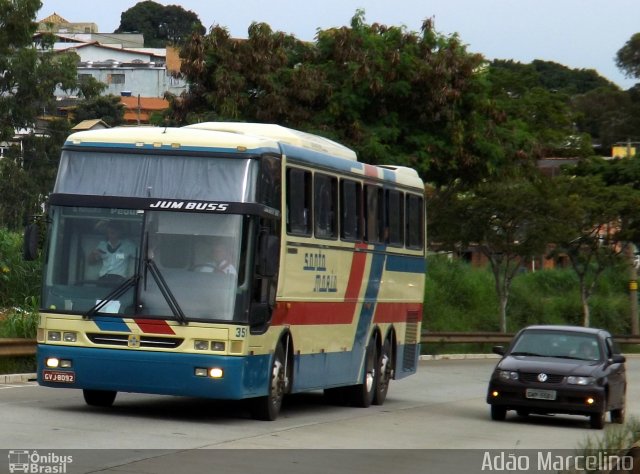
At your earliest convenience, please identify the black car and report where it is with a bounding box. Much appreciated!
[487,325,626,429]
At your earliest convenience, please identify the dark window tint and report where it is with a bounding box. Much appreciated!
[340,179,361,241]
[406,194,424,250]
[257,155,281,210]
[365,185,383,243]
[314,174,338,239]
[286,168,312,236]
[386,189,404,246]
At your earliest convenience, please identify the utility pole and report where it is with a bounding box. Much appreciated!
[628,243,639,335]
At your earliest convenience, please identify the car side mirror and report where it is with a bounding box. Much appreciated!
[492,345,505,356]
[609,354,626,364]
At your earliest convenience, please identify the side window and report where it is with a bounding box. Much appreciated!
[340,179,362,242]
[365,185,383,243]
[406,193,424,250]
[314,174,338,239]
[286,168,312,236]
[385,189,404,246]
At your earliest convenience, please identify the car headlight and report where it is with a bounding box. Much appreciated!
[567,376,595,385]
[498,370,519,381]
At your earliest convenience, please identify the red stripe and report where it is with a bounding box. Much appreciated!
[373,303,423,323]
[134,318,176,335]
[364,164,378,178]
[344,243,368,301]
[271,301,356,325]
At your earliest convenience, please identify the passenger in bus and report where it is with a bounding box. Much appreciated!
[192,241,237,275]
[88,221,137,283]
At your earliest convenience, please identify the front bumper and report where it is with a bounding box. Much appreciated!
[37,344,270,400]
[486,380,606,416]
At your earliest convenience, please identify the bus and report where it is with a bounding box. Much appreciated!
[29,122,425,420]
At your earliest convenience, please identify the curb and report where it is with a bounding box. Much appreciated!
[0,373,37,384]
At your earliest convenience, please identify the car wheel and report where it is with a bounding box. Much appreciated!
[590,409,606,429]
[611,406,625,424]
[491,405,507,421]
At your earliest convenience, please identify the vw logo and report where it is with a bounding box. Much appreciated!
[537,373,548,382]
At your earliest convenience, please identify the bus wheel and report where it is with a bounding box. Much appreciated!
[373,338,392,405]
[251,344,286,421]
[348,337,378,408]
[83,389,117,407]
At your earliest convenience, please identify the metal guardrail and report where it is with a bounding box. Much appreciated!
[0,338,37,356]
[0,333,639,358]
[421,332,640,345]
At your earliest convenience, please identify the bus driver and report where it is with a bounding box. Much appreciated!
[88,221,137,283]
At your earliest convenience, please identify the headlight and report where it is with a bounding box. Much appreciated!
[498,370,518,381]
[567,376,595,385]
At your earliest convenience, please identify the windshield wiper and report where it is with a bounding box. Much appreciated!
[145,257,188,325]
[83,275,139,320]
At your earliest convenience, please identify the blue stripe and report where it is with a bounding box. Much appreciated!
[93,317,130,333]
[37,344,270,399]
[281,143,363,174]
[349,246,387,378]
[386,255,426,273]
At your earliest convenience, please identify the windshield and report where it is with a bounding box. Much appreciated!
[510,330,602,361]
[42,206,245,322]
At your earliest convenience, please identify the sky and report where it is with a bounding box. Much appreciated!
[39,0,640,89]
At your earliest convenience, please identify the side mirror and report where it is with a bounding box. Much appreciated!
[610,354,626,364]
[258,233,279,277]
[492,345,505,356]
[23,223,40,261]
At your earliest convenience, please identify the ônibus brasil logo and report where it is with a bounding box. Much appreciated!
[7,450,73,473]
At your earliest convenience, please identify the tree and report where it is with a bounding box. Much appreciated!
[429,178,555,332]
[0,0,78,229]
[548,175,640,327]
[0,0,77,142]
[115,0,205,47]
[174,11,517,189]
[616,33,640,81]
[74,95,125,127]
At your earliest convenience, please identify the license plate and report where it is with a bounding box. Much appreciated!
[43,370,75,384]
[526,388,556,400]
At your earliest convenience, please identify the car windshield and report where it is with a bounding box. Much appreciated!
[510,330,602,361]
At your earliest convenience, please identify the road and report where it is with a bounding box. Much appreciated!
[0,357,638,473]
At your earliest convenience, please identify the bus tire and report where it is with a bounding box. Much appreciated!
[250,344,286,421]
[373,338,392,405]
[83,389,117,407]
[348,337,378,408]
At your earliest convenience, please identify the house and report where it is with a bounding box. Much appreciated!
[119,96,169,124]
[36,15,188,100]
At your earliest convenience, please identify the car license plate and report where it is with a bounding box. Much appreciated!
[43,370,75,384]
[526,388,556,400]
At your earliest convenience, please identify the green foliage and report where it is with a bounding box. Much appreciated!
[616,32,640,79]
[74,95,125,127]
[1,303,39,338]
[425,256,631,335]
[424,256,499,331]
[115,0,205,47]
[0,1,78,142]
[0,228,41,308]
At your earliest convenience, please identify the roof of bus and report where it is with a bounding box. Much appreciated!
[184,122,358,161]
[64,123,424,189]
[64,125,282,154]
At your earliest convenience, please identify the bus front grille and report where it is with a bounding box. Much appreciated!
[87,333,184,349]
